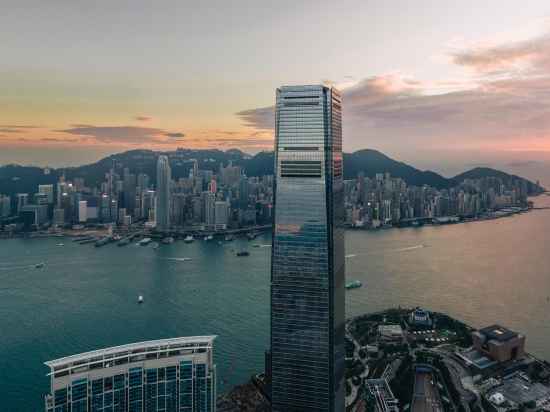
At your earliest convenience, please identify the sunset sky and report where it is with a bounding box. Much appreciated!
[2,0,550,184]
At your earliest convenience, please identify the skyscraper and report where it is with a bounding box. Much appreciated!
[156,155,171,232]
[270,85,345,411]
[44,336,217,412]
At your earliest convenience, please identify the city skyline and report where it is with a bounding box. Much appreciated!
[2,1,550,186]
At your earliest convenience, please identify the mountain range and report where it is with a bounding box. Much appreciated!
[0,148,544,198]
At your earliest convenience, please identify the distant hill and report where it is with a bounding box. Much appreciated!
[451,167,543,196]
[0,149,544,197]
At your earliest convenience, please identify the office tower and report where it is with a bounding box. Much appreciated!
[20,204,49,229]
[271,85,345,411]
[38,184,55,204]
[202,191,216,227]
[123,169,137,213]
[137,173,150,194]
[156,155,171,232]
[141,190,156,222]
[214,200,229,230]
[78,200,88,223]
[0,195,11,217]
[209,178,217,194]
[44,336,217,412]
[238,176,249,209]
[16,193,29,214]
[53,208,65,226]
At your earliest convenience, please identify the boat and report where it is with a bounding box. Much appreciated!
[79,238,98,245]
[56,243,64,247]
[345,280,362,290]
[247,232,257,240]
[35,262,45,269]
[138,295,144,304]
[184,235,194,243]
[161,237,174,245]
[166,257,192,262]
[152,242,160,250]
[138,238,152,246]
[225,235,234,242]
[95,236,112,247]
[204,235,213,241]
[74,236,94,243]
[252,244,261,248]
[236,251,250,257]
[117,238,131,247]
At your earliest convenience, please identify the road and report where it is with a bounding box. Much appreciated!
[345,321,371,408]
[412,372,443,412]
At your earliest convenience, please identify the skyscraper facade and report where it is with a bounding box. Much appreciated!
[270,85,345,411]
[44,336,217,412]
[156,155,171,232]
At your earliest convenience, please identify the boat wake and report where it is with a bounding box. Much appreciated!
[395,244,426,252]
[164,257,193,262]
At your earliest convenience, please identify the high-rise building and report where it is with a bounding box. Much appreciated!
[16,193,29,214]
[78,200,88,223]
[214,200,229,230]
[44,336,217,412]
[202,192,216,227]
[0,195,11,217]
[39,184,55,204]
[156,155,171,232]
[270,85,345,411]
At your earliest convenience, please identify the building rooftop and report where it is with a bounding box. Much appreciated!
[488,374,550,406]
[45,336,216,374]
[479,325,518,342]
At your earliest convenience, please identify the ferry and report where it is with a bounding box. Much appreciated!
[184,235,194,243]
[73,236,94,243]
[139,238,152,246]
[117,238,131,247]
[236,251,250,257]
[79,238,98,245]
[345,280,362,290]
[161,237,175,245]
[95,237,112,247]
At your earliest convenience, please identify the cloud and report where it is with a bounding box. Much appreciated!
[56,125,185,146]
[41,137,80,143]
[164,132,185,138]
[451,33,550,74]
[0,125,39,129]
[236,30,550,156]
[236,106,274,130]
[135,116,152,122]
[0,128,23,133]
[506,160,541,167]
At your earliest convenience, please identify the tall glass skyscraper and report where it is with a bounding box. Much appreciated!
[44,336,216,412]
[156,155,171,232]
[270,85,345,411]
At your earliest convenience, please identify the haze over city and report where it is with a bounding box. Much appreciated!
[2,0,550,185]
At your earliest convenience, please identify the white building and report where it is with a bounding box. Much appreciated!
[78,201,87,223]
[44,336,217,412]
[214,200,229,230]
